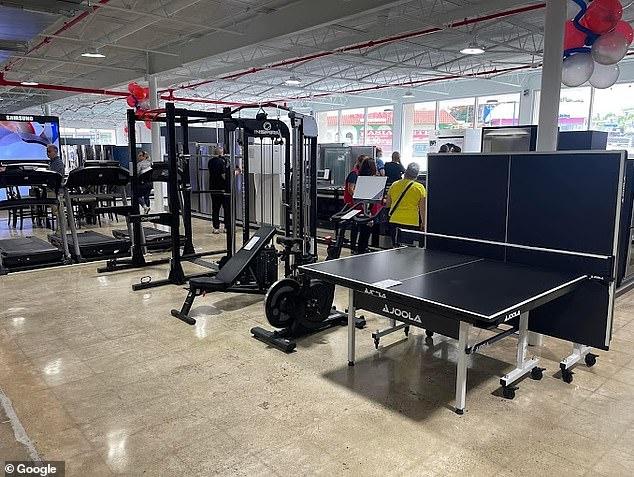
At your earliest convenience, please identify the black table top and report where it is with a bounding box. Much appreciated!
[301,248,587,322]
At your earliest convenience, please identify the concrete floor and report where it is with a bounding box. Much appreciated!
[1,214,634,476]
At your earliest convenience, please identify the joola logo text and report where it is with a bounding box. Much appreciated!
[382,304,422,323]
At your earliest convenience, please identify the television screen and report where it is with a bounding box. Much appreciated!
[0,114,60,162]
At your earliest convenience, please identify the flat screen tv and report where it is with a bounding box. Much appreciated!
[0,113,60,162]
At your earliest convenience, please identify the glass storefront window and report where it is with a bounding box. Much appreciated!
[591,83,634,154]
[340,108,365,145]
[317,111,340,143]
[366,106,393,156]
[402,101,436,171]
[438,97,475,129]
[533,88,591,131]
[477,93,520,128]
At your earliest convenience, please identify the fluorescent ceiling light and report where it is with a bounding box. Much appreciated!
[402,90,415,98]
[284,76,301,85]
[460,42,485,55]
[21,81,39,86]
[81,48,106,58]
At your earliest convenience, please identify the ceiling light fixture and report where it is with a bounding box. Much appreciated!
[21,81,39,86]
[460,41,485,55]
[402,90,415,98]
[284,76,301,85]
[81,48,106,58]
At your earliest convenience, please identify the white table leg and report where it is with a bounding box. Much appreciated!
[455,321,470,415]
[348,288,356,366]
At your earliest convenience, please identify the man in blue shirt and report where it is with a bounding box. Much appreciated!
[46,144,64,176]
[375,147,385,176]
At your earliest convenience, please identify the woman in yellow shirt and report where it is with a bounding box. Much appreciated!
[385,162,426,247]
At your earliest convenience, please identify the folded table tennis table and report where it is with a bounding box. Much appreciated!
[300,246,591,414]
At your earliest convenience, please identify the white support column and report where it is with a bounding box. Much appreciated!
[392,101,404,153]
[148,75,166,212]
[44,104,51,116]
[536,0,566,151]
[518,89,535,125]
[531,0,567,347]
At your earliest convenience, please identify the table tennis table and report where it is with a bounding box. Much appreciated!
[300,245,592,414]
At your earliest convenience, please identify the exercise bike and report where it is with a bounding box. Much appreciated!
[250,234,365,352]
[251,176,388,352]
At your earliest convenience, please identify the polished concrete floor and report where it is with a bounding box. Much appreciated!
[1,214,634,476]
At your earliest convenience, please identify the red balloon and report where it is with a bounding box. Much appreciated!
[144,121,152,129]
[582,0,623,34]
[132,85,146,100]
[126,95,136,107]
[614,20,634,45]
[127,82,138,94]
[564,20,587,50]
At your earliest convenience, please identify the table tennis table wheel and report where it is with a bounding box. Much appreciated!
[561,369,574,384]
[530,367,544,381]
[502,386,516,400]
[585,353,597,367]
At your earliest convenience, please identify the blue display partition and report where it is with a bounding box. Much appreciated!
[427,151,627,350]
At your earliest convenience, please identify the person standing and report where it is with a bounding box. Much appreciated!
[356,158,382,254]
[375,147,386,176]
[343,155,366,253]
[386,162,426,247]
[46,144,64,177]
[208,147,230,234]
[383,151,405,186]
[136,151,152,214]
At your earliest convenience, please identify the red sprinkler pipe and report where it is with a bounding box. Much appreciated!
[170,2,546,92]
[4,0,111,72]
[0,73,129,96]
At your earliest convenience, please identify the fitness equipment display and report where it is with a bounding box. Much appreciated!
[48,162,132,261]
[98,105,227,288]
[171,226,279,324]
[0,162,71,274]
[250,115,367,352]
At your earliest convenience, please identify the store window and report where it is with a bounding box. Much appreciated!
[402,101,436,170]
[477,93,520,128]
[592,83,634,154]
[340,108,365,145]
[366,106,393,156]
[533,88,591,131]
[317,111,340,142]
[438,97,475,129]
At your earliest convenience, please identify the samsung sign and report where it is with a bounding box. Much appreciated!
[5,115,34,121]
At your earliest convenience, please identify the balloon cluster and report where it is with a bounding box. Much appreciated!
[126,82,152,129]
[562,0,633,89]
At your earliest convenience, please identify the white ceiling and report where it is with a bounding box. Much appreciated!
[0,0,633,123]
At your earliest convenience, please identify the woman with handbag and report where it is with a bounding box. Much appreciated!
[385,162,426,247]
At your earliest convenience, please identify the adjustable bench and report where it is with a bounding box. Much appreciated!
[170,226,278,325]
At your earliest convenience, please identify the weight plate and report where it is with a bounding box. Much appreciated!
[265,278,301,329]
[298,279,335,330]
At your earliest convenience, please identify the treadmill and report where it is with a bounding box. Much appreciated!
[49,162,132,260]
[0,163,71,274]
[112,226,184,252]
[111,163,182,250]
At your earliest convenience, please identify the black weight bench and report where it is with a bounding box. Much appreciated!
[170,226,278,325]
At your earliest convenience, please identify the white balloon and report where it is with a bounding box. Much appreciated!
[592,31,629,65]
[561,53,595,87]
[590,62,620,89]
